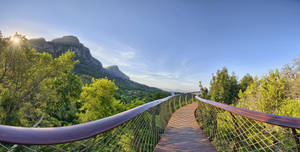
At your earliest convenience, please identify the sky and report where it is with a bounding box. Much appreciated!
[1,0,300,92]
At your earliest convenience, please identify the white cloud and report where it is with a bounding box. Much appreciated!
[120,48,136,59]
[81,40,141,68]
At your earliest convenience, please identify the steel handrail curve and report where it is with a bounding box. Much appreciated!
[0,95,176,145]
[196,96,300,129]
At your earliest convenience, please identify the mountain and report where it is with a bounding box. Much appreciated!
[28,36,104,76]
[105,65,130,80]
[28,36,159,91]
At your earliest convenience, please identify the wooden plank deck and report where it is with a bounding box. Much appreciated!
[154,102,217,152]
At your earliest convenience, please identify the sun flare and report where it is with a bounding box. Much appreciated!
[10,36,20,44]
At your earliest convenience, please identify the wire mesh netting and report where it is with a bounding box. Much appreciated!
[194,99,300,152]
[0,94,195,152]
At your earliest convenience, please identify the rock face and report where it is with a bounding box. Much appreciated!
[28,35,159,91]
[105,65,130,80]
[28,36,103,74]
[29,36,133,80]
[52,36,80,45]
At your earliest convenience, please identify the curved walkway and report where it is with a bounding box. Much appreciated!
[154,102,217,152]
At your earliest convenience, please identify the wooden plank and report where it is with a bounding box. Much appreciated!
[155,102,216,152]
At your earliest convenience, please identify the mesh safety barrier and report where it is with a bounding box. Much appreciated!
[0,94,195,152]
[195,96,300,152]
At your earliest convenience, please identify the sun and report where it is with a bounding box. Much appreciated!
[10,36,20,44]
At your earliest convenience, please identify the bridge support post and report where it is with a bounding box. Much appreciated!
[192,95,194,104]
[159,102,168,130]
[179,96,182,108]
[185,95,188,105]
[173,97,176,111]
[168,99,173,114]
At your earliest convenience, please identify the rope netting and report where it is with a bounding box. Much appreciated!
[0,94,195,152]
[195,97,300,152]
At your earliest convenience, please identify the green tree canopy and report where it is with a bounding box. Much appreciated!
[0,34,78,126]
[239,73,253,92]
[238,69,299,117]
[46,73,83,126]
[209,67,239,104]
[78,78,124,122]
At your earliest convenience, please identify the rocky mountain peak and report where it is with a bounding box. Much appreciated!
[28,38,46,46]
[105,65,130,80]
[51,36,80,46]
[27,35,158,92]
[106,65,120,71]
[28,35,103,72]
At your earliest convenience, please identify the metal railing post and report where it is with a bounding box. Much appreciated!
[173,97,176,111]
[185,95,188,105]
[179,96,182,108]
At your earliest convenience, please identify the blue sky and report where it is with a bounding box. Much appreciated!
[1,0,300,92]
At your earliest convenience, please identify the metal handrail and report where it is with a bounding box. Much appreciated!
[0,95,175,145]
[195,96,300,129]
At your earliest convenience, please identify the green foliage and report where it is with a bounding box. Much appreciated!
[125,99,145,110]
[238,67,300,117]
[237,77,260,109]
[289,59,300,99]
[116,88,169,104]
[46,73,83,125]
[78,78,124,122]
[239,73,253,92]
[202,61,300,117]
[199,81,209,99]
[0,34,78,126]
[238,70,288,113]
[257,70,288,114]
[209,67,239,104]
[78,74,93,84]
[277,99,300,117]
[0,33,170,129]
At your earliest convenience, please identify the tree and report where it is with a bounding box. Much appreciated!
[46,73,83,125]
[238,70,288,114]
[199,81,209,99]
[237,77,260,109]
[239,73,254,92]
[290,58,300,98]
[229,72,239,103]
[0,34,78,126]
[78,78,124,122]
[209,67,239,104]
[258,70,288,113]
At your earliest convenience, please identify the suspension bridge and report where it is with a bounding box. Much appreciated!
[0,93,299,151]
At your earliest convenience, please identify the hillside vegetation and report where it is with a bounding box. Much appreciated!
[0,33,169,127]
[199,61,300,117]
[28,35,168,105]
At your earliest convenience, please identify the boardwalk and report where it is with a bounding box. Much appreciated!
[154,102,217,152]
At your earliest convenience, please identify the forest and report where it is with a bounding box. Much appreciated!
[199,60,300,117]
[0,33,170,127]
[196,59,300,151]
